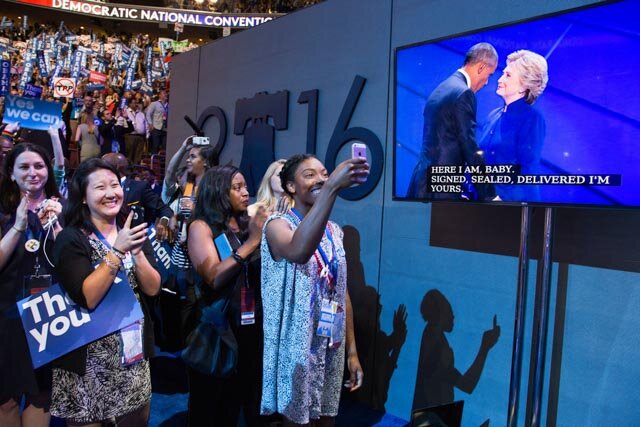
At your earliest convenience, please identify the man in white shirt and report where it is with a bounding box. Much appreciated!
[146,90,168,155]
[125,98,148,166]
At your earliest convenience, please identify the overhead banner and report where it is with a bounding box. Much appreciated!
[9,0,282,29]
[17,268,143,368]
[3,96,62,130]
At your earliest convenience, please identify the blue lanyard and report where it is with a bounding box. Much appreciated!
[91,226,116,250]
[289,208,338,280]
[25,222,44,244]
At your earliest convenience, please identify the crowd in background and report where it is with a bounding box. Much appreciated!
[167,0,323,13]
[0,17,200,188]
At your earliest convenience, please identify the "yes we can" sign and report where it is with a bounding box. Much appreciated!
[2,95,62,131]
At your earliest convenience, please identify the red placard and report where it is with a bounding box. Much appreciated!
[89,71,107,84]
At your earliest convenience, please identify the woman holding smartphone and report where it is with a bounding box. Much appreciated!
[51,159,160,426]
[261,154,368,426]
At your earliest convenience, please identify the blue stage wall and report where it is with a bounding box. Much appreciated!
[168,0,640,425]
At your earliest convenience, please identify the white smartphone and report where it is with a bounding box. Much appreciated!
[351,142,367,160]
[192,136,210,146]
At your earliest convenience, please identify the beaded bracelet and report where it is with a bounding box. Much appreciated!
[111,247,126,260]
[104,253,121,272]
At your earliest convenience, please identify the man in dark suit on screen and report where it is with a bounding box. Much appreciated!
[407,43,498,200]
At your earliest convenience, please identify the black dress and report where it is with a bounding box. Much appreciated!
[0,211,54,405]
[187,229,265,427]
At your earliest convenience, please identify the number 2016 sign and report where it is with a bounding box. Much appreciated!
[52,77,77,98]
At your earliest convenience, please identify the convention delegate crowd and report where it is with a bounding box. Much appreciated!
[0,15,368,427]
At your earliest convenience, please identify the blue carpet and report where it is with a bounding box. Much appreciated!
[52,354,409,427]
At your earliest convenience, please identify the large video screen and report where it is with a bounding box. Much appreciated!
[394,0,640,207]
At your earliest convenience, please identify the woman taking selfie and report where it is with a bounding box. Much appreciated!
[51,159,160,426]
[261,154,368,426]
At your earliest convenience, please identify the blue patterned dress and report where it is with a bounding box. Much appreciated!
[260,211,347,424]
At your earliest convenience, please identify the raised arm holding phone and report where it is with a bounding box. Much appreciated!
[261,152,369,426]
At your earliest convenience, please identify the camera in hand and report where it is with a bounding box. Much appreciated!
[192,136,210,146]
[37,199,59,231]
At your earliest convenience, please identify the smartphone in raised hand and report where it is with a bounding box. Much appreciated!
[351,142,367,161]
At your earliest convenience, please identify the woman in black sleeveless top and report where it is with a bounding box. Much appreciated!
[187,165,267,426]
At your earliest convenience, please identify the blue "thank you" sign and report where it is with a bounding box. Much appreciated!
[17,269,143,368]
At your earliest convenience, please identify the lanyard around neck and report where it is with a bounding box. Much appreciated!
[91,225,117,250]
[289,208,337,277]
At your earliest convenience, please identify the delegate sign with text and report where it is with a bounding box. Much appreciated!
[3,96,61,130]
[148,224,172,283]
[17,269,143,368]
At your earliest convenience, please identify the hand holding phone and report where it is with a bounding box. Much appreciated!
[351,143,369,183]
[351,142,367,161]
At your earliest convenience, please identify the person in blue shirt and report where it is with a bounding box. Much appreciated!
[479,50,549,202]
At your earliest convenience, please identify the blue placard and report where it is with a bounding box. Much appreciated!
[145,45,153,84]
[85,83,105,92]
[17,268,143,368]
[71,49,83,80]
[214,233,233,260]
[23,83,43,99]
[2,96,61,131]
[36,50,49,77]
[148,225,173,283]
[0,60,9,96]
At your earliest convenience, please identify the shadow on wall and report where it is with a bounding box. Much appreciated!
[412,290,500,412]
[343,225,408,413]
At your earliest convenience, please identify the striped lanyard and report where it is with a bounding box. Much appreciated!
[289,208,338,292]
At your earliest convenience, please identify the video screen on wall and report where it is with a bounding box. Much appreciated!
[394,0,640,207]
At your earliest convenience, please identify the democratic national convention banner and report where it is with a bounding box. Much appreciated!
[3,96,62,131]
[8,0,282,28]
[17,268,143,368]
